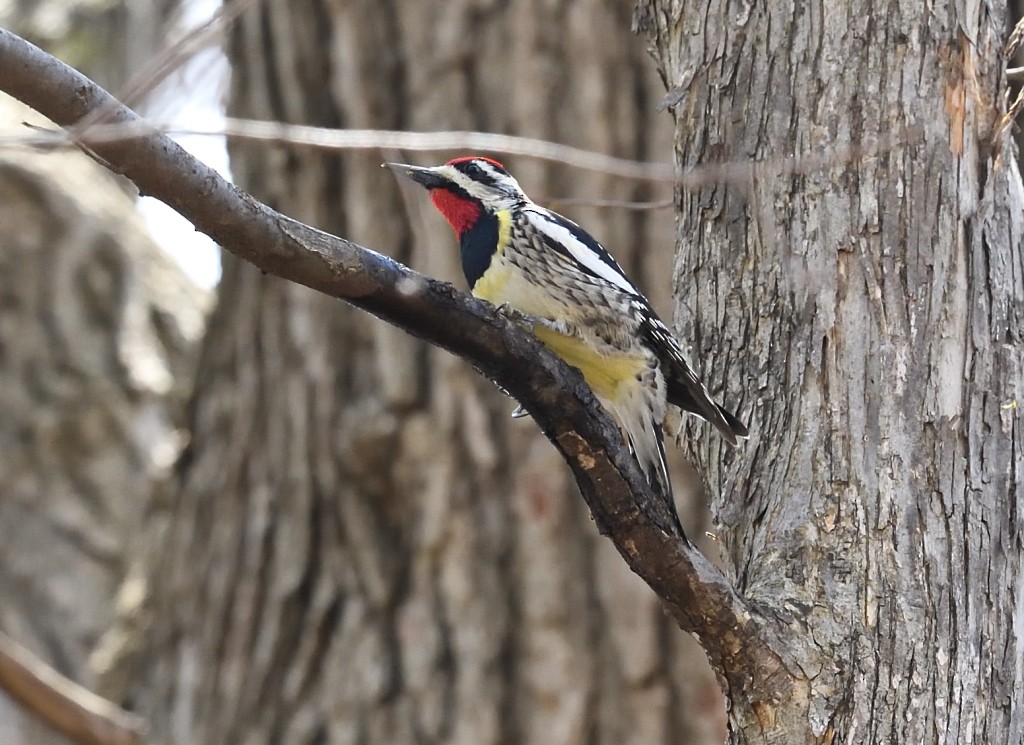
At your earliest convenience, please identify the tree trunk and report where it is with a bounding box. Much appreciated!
[0,6,205,744]
[0,85,203,745]
[636,0,1024,742]
[137,2,726,744]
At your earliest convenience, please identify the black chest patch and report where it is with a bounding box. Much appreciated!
[460,212,499,289]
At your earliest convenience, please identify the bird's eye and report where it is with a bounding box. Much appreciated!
[465,162,483,176]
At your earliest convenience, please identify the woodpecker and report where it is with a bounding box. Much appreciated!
[386,156,747,531]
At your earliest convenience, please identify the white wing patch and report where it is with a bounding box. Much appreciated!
[526,209,639,295]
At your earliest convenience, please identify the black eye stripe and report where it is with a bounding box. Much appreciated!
[460,164,496,186]
[454,160,509,184]
[446,183,476,201]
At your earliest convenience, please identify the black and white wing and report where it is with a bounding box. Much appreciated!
[638,311,748,445]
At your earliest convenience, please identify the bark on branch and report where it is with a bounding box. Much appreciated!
[0,28,782,697]
[0,631,145,745]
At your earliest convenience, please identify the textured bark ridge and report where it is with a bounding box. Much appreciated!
[637,0,1024,742]
[134,2,724,744]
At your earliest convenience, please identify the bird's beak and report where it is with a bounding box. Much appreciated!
[383,162,447,189]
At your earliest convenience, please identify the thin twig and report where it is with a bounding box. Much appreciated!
[673,126,925,188]
[1006,15,1024,60]
[2,117,923,188]
[4,119,676,181]
[545,197,673,211]
[0,631,145,745]
[73,0,258,131]
[995,78,1024,145]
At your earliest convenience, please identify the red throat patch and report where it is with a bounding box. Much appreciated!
[430,189,481,235]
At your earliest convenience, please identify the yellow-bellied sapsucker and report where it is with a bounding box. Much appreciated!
[387,156,747,531]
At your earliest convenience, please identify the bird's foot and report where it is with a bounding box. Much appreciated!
[496,303,540,327]
[496,304,575,336]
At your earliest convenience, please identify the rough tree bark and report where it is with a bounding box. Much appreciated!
[636,0,1024,742]
[135,2,725,744]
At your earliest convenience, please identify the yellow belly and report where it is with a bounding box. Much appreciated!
[470,209,646,399]
[532,326,646,402]
[473,272,646,400]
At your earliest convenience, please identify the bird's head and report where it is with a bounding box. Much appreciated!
[385,156,527,235]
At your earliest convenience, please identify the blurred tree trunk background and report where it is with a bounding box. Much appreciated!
[0,3,203,745]
[131,2,727,744]
[0,1,728,744]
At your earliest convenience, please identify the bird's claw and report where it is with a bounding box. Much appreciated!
[497,303,572,335]
[496,303,532,325]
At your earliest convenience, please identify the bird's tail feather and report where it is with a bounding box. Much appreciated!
[609,396,684,537]
[665,375,748,445]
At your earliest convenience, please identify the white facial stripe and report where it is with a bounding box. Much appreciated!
[478,161,501,180]
[529,212,638,294]
[462,178,493,200]
[478,161,515,189]
[437,166,481,197]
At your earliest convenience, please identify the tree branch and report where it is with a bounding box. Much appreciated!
[0,28,785,700]
[0,631,145,745]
